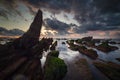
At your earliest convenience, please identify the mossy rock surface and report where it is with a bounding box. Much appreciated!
[44,56,67,80]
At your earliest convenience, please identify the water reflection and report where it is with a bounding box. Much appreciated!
[93,44,120,64]
[56,40,81,62]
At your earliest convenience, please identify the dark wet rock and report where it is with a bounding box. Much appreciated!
[94,61,120,80]
[67,40,74,45]
[13,9,43,49]
[75,58,94,80]
[78,48,98,59]
[62,42,65,44]
[67,40,80,51]
[0,57,27,80]
[75,39,83,44]
[96,42,118,53]
[67,41,98,59]
[116,58,120,62]
[44,56,67,80]
[92,39,101,43]
[9,58,43,80]
[84,41,96,47]
[109,41,117,44]
[69,45,80,51]
[31,38,53,58]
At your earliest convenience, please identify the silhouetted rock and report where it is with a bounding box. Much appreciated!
[13,9,43,49]
[0,9,45,80]
[81,36,93,41]
[50,41,57,50]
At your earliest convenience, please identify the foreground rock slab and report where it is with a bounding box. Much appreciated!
[44,51,67,80]
[75,58,94,80]
[94,61,120,80]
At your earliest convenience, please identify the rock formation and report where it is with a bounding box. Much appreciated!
[14,9,43,49]
[96,42,118,53]
[0,9,55,80]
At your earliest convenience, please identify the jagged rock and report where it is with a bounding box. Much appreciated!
[50,41,57,50]
[13,9,43,49]
[0,9,45,80]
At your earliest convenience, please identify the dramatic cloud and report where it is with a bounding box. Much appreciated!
[44,17,72,35]
[0,0,28,20]
[0,27,24,36]
[93,0,120,14]
[0,9,9,19]
[23,0,72,13]
[0,0,120,38]
[23,0,120,30]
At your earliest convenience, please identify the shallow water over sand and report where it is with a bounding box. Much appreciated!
[41,39,120,80]
[57,40,111,80]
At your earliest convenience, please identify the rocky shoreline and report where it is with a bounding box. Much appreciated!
[0,9,67,80]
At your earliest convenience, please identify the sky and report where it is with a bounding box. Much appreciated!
[0,0,120,39]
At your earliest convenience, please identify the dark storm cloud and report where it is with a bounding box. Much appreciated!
[0,0,120,37]
[72,0,120,34]
[93,0,120,14]
[27,5,36,15]
[23,0,120,38]
[73,23,120,34]
[23,0,72,13]
[0,9,9,19]
[0,0,27,20]
[44,18,71,35]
